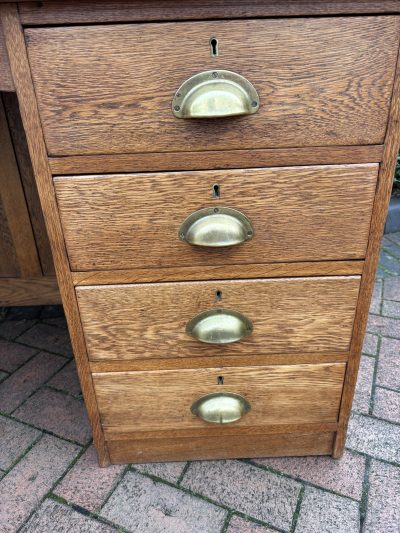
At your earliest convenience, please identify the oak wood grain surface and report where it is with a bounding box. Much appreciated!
[17,1,400,26]
[0,19,13,90]
[93,363,345,431]
[25,17,399,156]
[76,276,360,361]
[0,277,60,306]
[107,432,335,464]
[55,165,378,271]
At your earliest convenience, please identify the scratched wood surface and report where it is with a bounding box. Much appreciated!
[25,16,399,156]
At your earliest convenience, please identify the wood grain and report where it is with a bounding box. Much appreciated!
[0,20,13,90]
[77,277,360,361]
[0,277,60,306]
[18,0,400,26]
[2,92,55,275]
[0,4,109,466]
[55,165,378,272]
[25,17,399,156]
[93,363,345,431]
[0,94,41,278]
[107,432,335,464]
[49,145,384,175]
[334,39,400,458]
[72,261,364,286]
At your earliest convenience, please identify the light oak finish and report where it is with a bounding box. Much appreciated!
[18,0,400,26]
[77,277,360,361]
[26,17,399,156]
[108,432,336,464]
[49,145,384,175]
[55,165,378,272]
[0,19,13,90]
[0,277,59,306]
[0,4,109,465]
[93,363,345,432]
[72,260,364,286]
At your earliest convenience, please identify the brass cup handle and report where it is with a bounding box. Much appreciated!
[186,308,253,344]
[179,207,253,248]
[191,392,251,424]
[172,69,260,119]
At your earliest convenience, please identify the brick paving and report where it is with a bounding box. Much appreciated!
[0,233,399,533]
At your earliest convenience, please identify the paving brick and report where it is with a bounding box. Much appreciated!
[226,515,276,533]
[134,461,187,483]
[43,316,68,329]
[0,371,8,383]
[353,356,375,414]
[39,306,64,319]
[0,319,36,340]
[362,333,379,356]
[0,415,40,470]
[381,240,400,260]
[181,460,300,531]
[381,299,400,318]
[17,323,72,357]
[55,444,124,511]
[0,351,65,413]
[14,388,91,444]
[366,314,400,338]
[370,279,383,315]
[22,499,116,533]
[101,469,227,533]
[0,434,80,532]
[373,387,400,424]
[254,450,365,501]
[0,340,36,372]
[346,413,400,463]
[386,232,400,246]
[383,277,400,301]
[364,460,400,533]
[379,250,400,276]
[4,307,41,320]
[295,486,360,533]
[376,337,400,391]
[47,360,81,397]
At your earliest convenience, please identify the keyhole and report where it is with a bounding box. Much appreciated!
[210,38,219,57]
[215,290,222,301]
[212,184,220,199]
[217,376,224,385]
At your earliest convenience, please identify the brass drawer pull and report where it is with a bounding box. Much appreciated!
[186,308,253,344]
[172,70,260,119]
[191,392,251,424]
[179,207,253,248]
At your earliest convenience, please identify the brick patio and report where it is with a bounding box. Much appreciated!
[0,233,399,533]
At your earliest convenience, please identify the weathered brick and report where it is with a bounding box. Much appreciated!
[366,314,400,338]
[0,371,8,383]
[226,515,276,533]
[370,279,382,315]
[352,356,375,414]
[22,499,116,532]
[0,415,40,470]
[373,387,400,424]
[47,360,81,397]
[134,461,187,483]
[181,460,300,530]
[376,337,400,391]
[0,319,36,341]
[381,300,400,319]
[0,351,65,413]
[14,388,91,444]
[101,469,226,533]
[295,487,359,533]
[0,340,36,373]
[0,434,80,532]
[346,413,400,463]
[383,276,400,301]
[254,450,365,500]
[362,333,379,356]
[364,460,400,533]
[55,444,124,511]
[17,323,72,357]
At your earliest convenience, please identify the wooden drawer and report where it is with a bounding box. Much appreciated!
[93,363,345,434]
[55,164,378,271]
[25,17,399,157]
[77,276,360,361]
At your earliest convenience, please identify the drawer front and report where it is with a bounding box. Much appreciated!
[26,17,399,156]
[77,276,360,361]
[55,164,378,271]
[93,363,345,432]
